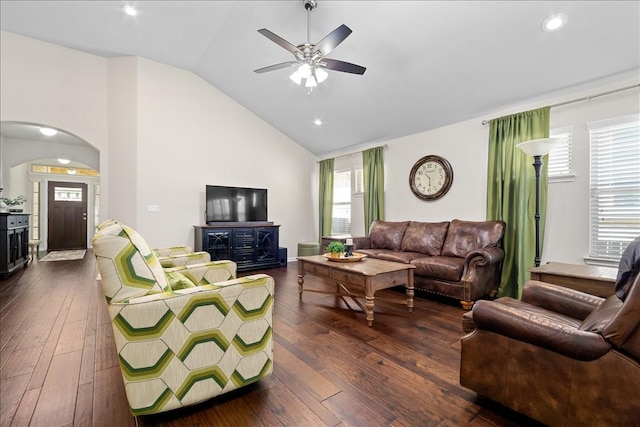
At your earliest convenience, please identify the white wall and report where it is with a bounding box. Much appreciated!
[322,74,639,266]
[0,31,318,258]
[133,57,318,251]
[107,56,139,227]
[0,31,110,215]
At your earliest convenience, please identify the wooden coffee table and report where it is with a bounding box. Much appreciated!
[297,255,415,326]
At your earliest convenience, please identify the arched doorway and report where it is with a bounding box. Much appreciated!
[0,121,100,253]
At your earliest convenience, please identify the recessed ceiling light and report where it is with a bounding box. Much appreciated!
[39,127,58,136]
[542,13,568,32]
[58,158,71,165]
[122,5,138,16]
[314,119,322,126]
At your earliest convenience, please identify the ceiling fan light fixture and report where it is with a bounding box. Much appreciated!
[290,70,302,85]
[298,63,312,79]
[305,76,318,88]
[315,68,328,83]
[255,0,366,90]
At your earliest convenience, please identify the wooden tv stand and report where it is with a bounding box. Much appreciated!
[194,222,281,272]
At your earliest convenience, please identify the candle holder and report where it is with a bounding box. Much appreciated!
[344,244,354,257]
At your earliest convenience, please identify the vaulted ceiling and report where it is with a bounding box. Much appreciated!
[1,1,639,156]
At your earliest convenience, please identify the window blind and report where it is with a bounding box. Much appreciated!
[588,114,640,260]
[548,126,573,179]
[332,170,351,234]
[354,168,364,194]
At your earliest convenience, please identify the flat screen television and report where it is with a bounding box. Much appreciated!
[205,185,268,223]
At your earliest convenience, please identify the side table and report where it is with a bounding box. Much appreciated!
[528,262,617,297]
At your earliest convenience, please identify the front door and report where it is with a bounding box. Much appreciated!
[47,181,88,250]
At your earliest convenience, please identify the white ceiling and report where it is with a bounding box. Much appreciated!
[1,1,639,156]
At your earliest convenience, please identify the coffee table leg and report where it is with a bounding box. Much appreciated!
[297,261,304,297]
[365,277,374,326]
[407,270,414,312]
[297,275,304,297]
[365,296,374,326]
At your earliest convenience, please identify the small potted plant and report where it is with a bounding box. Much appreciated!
[326,241,345,258]
[0,195,27,213]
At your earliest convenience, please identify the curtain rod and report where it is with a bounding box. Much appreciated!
[318,144,389,162]
[481,83,640,125]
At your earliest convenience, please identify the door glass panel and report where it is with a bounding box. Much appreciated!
[54,187,83,202]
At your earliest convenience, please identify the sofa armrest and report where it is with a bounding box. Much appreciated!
[352,237,371,250]
[113,273,272,305]
[153,245,193,257]
[464,247,504,266]
[165,260,237,284]
[522,280,604,321]
[158,251,212,268]
[472,299,611,360]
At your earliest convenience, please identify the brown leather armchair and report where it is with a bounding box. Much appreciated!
[460,272,640,426]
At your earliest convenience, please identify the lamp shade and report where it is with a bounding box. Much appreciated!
[516,138,560,157]
[289,70,302,85]
[315,68,328,83]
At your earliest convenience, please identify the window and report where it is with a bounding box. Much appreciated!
[548,126,573,180]
[588,114,640,262]
[54,186,83,202]
[332,170,351,234]
[94,184,100,234]
[354,168,364,194]
[31,164,99,176]
[31,181,40,240]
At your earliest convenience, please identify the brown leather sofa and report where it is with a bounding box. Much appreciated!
[352,219,505,308]
[460,274,640,426]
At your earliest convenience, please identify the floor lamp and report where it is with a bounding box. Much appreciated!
[516,138,559,267]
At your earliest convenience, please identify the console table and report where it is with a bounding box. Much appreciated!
[528,262,617,297]
[194,223,281,272]
[0,213,30,278]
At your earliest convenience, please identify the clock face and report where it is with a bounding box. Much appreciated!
[409,155,453,200]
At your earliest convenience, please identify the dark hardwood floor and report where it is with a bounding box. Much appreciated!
[0,251,542,427]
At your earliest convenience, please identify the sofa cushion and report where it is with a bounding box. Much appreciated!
[441,219,505,258]
[411,256,465,282]
[401,221,450,256]
[369,221,410,251]
[356,249,424,264]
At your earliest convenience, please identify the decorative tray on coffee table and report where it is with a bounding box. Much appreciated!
[323,253,367,262]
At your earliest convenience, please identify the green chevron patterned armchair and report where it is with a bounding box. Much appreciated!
[92,222,274,416]
[96,219,212,268]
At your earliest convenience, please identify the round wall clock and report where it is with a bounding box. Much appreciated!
[409,155,454,200]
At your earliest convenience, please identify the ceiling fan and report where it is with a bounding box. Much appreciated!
[254,0,366,90]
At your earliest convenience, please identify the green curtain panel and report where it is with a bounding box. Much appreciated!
[318,158,334,241]
[486,107,550,298]
[363,146,385,235]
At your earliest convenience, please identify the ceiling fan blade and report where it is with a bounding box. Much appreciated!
[257,29,302,56]
[314,24,352,57]
[322,58,366,75]
[254,61,299,74]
